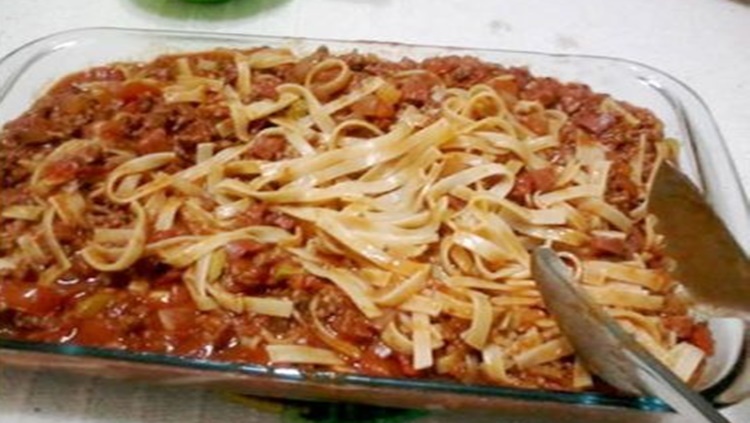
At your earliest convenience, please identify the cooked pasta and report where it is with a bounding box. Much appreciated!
[0,46,711,391]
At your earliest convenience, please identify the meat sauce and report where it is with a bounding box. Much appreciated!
[0,48,699,390]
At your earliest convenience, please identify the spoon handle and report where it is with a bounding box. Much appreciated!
[532,247,731,423]
[625,343,731,423]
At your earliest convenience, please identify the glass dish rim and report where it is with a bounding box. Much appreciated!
[0,26,746,414]
[0,338,672,412]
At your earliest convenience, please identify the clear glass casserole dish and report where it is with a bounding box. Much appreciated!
[0,27,748,422]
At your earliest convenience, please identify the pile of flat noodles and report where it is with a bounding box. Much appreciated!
[1,48,706,388]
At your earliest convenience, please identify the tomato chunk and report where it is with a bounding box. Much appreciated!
[115,81,162,103]
[0,282,65,316]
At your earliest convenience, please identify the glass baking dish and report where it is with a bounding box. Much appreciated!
[0,27,748,422]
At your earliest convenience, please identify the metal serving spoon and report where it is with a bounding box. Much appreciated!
[649,163,750,404]
[531,247,731,423]
[648,163,750,313]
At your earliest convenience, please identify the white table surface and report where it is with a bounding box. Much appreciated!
[0,0,748,422]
